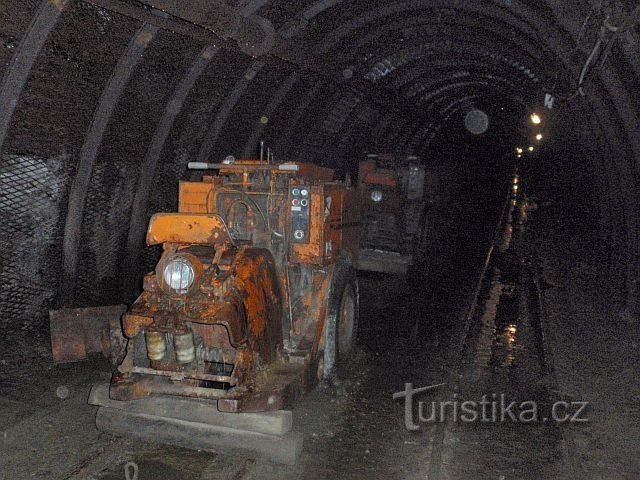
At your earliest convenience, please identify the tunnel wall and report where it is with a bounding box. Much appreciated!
[1,0,639,334]
[0,0,389,331]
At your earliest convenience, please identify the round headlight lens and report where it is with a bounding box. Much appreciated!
[371,190,383,202]
[162,257,195,293]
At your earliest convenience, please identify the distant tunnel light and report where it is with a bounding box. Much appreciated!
[530,113,542,125]
[535,133,543,141]
[464,109,489,135]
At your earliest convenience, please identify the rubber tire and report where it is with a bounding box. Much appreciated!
[322,254,359,386]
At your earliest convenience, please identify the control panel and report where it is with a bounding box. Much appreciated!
[290,186,310,243]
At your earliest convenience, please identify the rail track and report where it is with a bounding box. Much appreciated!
[426,188,577,480]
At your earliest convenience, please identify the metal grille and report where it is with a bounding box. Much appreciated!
[0,154,69,332]
[75,161,137,307]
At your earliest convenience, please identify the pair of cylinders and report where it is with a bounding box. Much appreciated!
[145,330,195,364]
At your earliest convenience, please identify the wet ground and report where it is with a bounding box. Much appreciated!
[1,193,611,479]
[437,203,571,480]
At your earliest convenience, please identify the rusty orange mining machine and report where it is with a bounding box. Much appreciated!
[50,159,361,463]
[357,154,431,274]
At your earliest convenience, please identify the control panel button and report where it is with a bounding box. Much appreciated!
[290,185,310,243]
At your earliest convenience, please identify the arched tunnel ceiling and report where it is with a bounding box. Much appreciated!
[0,0,639,327]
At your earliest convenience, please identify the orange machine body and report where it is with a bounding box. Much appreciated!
[110,160,360,412]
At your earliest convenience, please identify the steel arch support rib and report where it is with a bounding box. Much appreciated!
[275,80,324,155]
[241,71,300,157]
[124,45,218,294]
[197,60,265,163]
[0,0,69,151]
[59,23,158,307]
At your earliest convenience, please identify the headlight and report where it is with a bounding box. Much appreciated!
[162,257,195,293]
[371,190,383,202]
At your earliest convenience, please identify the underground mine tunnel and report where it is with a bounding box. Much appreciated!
[1,1,639,479]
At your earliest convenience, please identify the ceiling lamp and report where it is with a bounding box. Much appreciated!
[464,109,489,135]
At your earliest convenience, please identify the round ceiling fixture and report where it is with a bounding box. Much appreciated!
[464,109,489,135]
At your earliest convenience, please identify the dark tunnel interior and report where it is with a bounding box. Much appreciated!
[1,1,639,478]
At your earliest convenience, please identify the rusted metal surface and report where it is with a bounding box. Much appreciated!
[234,248,283,363]
[49,160,361,413]
[358,158,400,188]
[113,244,284,405]
[128,366,237,384]
[122,309,154,339]
[146,213,235,246]
[59,23,158,306]
[296,269,332,350]
[49,305,127,364]
[178,180,219,212]
[290,184,360,265]
[110,362,307,413]
[49,159,361,414]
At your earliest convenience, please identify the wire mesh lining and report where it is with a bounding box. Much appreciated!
[136,149,188,295]
[0,154,68,329]
[75,160,137,307]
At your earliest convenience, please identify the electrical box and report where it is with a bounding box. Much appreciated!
[290,184,360,266]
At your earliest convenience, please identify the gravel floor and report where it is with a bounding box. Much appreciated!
[525,209,640,480]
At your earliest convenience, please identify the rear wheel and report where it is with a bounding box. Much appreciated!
[338,283,356,358]
[320,258,359,385]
